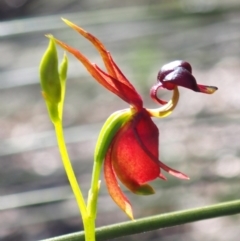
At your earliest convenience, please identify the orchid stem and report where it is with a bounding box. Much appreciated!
[41,199,240,241]
[87,160,101,220]
[54,120,95,241]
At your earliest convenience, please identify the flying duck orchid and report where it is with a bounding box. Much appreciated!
[49,19,217,219]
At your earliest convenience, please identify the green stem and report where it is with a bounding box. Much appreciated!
[87,160,101,218]
[41,199,240,241]
[54,120,95,241]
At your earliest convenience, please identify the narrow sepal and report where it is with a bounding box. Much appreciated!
[58,19,143,109]
[158,160,189,180]
[52,36,140,106]
[104,146,134,219]
[158,172,167,181]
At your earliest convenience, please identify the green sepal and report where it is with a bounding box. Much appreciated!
[94,109,132,166]
[134,184,155,195]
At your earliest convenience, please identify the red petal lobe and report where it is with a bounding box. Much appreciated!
[104,146,134,219]
[112,109,160,192]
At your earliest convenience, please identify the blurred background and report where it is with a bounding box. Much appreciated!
[0,0,240,240]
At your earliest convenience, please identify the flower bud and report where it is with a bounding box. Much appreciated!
[39,38,68,122]
[39,38,61,105]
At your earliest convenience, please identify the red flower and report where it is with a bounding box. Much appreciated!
[52,19,217,219]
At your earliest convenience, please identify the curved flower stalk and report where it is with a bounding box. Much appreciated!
[39,38,95,241]
[50,19,218,219]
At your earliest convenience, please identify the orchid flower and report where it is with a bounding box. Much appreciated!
[50,19,217,219]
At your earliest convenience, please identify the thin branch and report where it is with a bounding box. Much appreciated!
[41,199,240,241]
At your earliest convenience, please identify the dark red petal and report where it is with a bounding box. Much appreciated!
[163,67,199,91]
[157,60,192,83]
[157,60,217,94]
[107,53,140,94]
